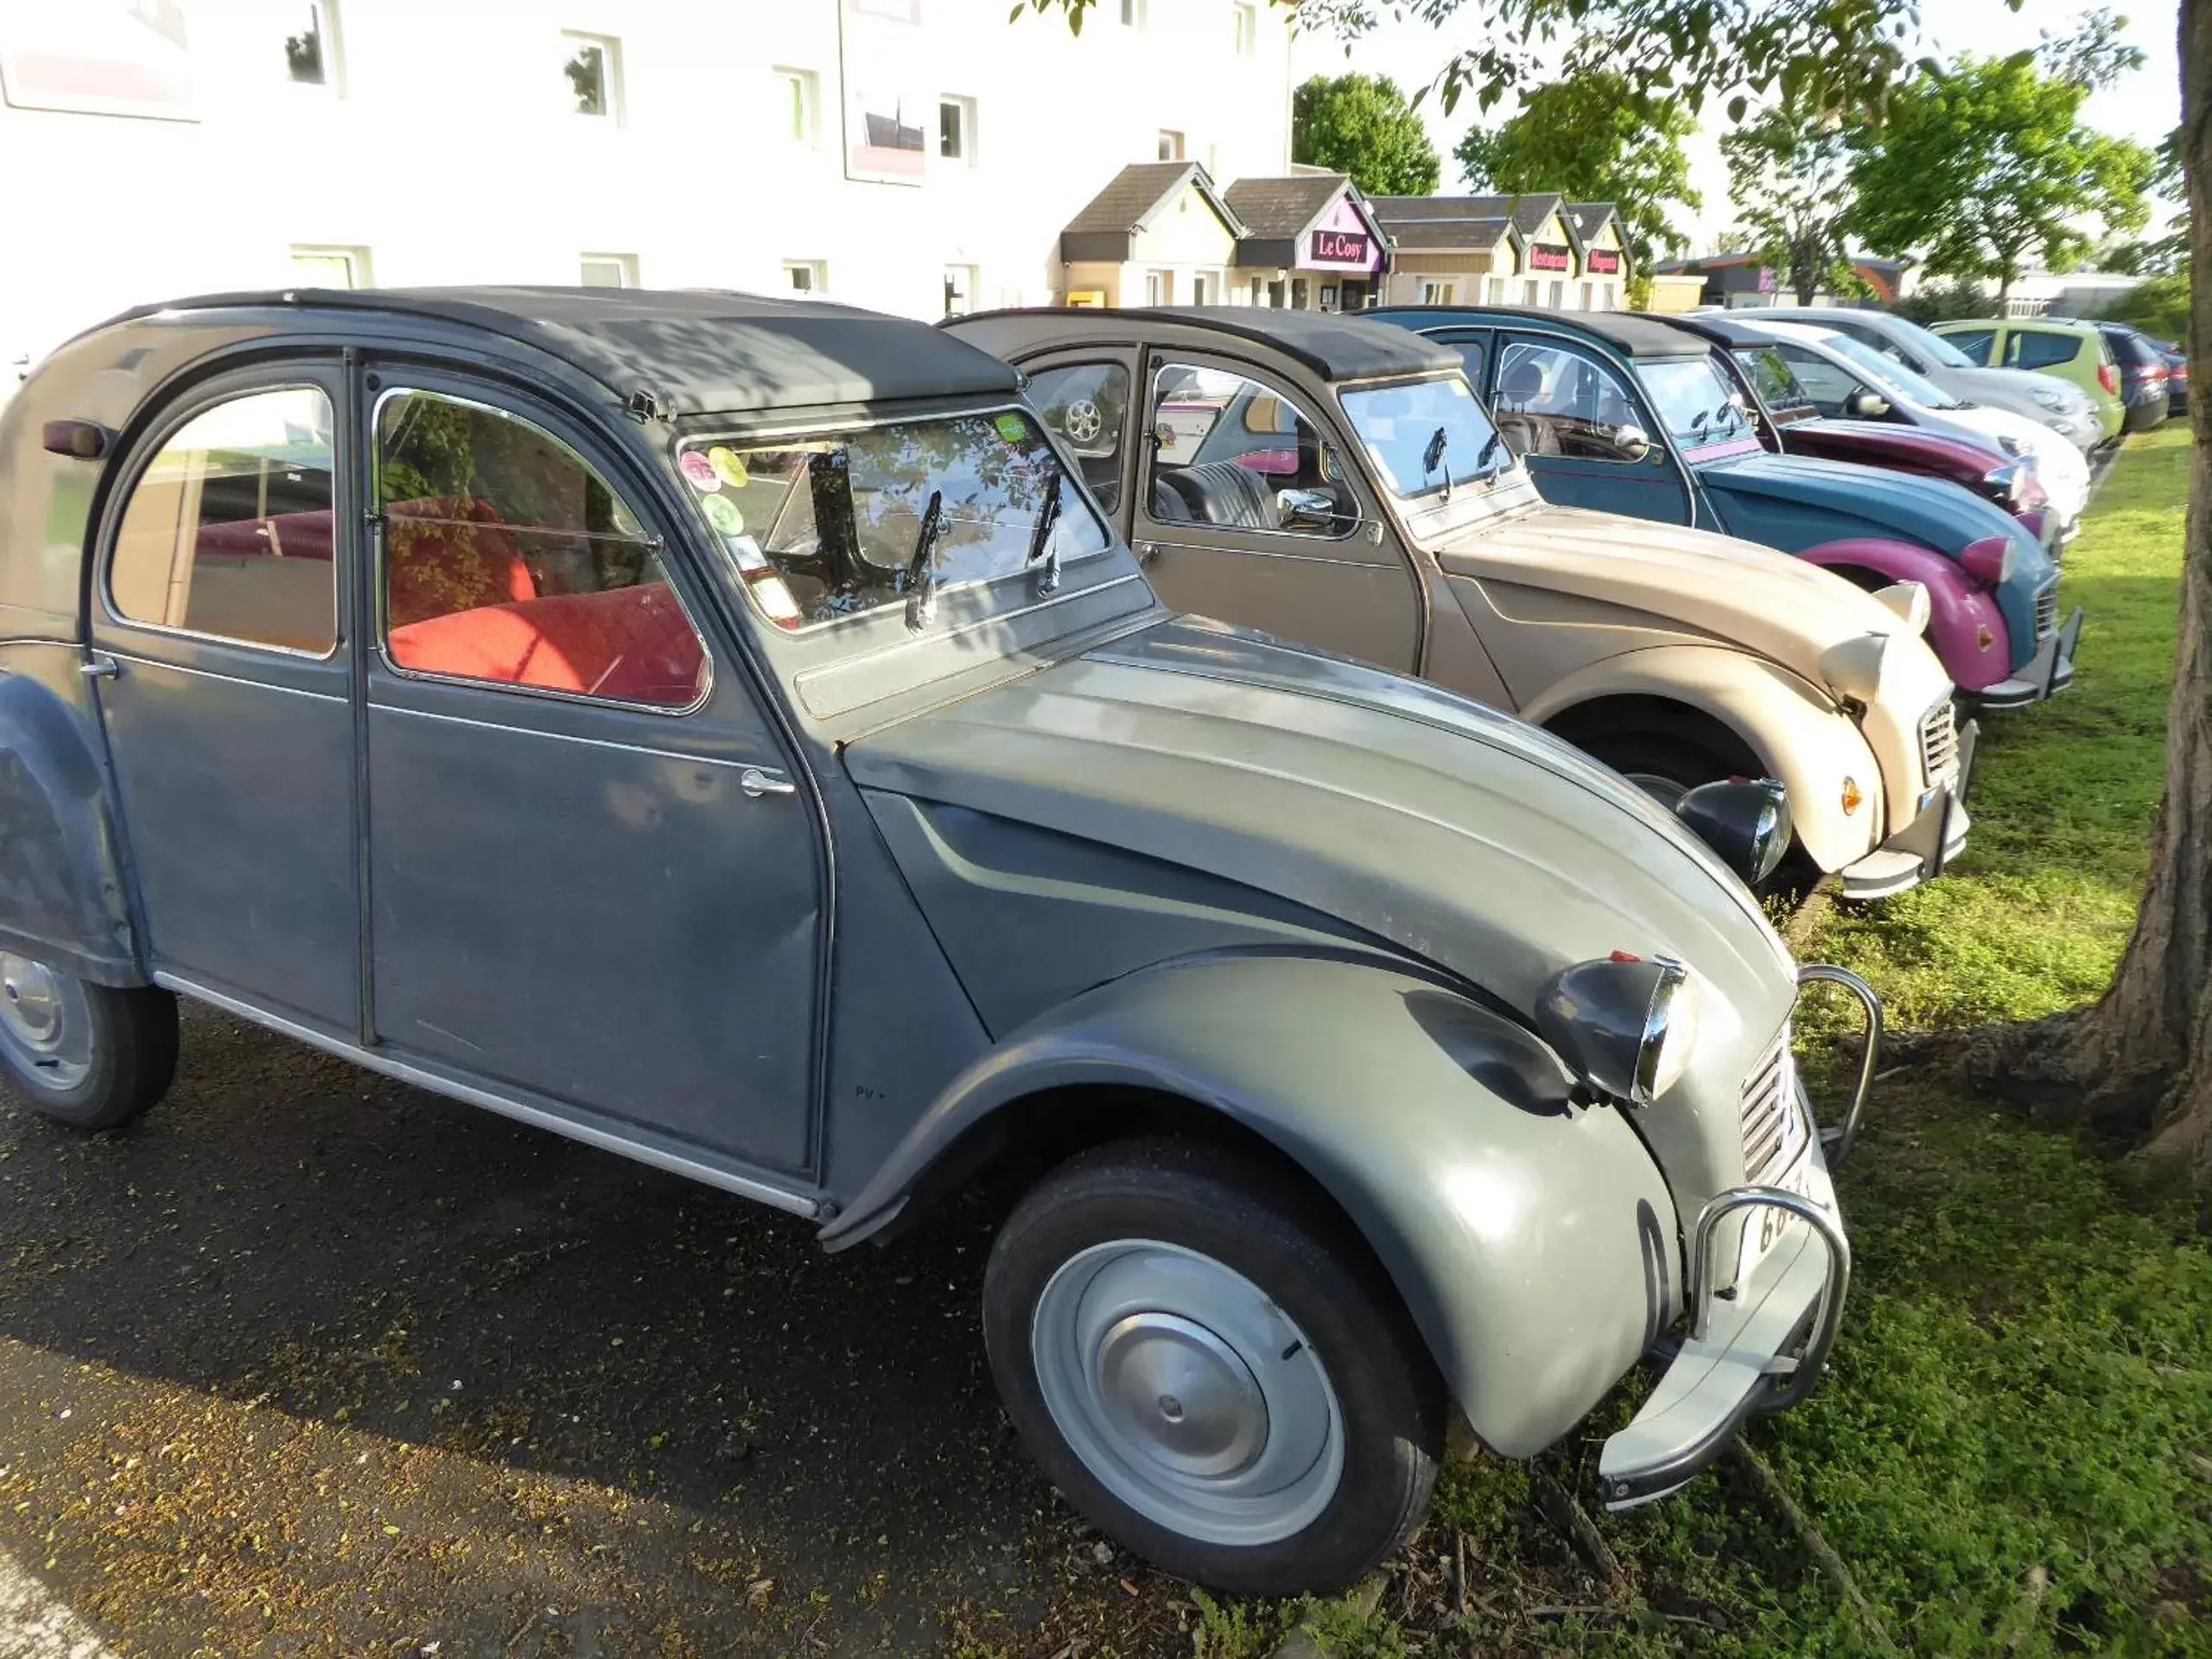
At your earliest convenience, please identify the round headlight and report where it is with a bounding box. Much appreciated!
[1534,954,1700,1108]
[2031,388,2066,412]
[1674,777,1792,887]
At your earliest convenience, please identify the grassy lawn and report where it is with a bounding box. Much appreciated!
[1193,426,2212,1658]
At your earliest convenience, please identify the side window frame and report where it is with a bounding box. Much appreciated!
[366,379,716,718]
[98,372,346,661]
[1138,350,1370,547]
[1493,334,1658,467]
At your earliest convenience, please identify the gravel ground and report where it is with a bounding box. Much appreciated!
[0,1005,1198,1657]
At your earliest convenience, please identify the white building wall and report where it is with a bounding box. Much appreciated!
[1,0,1294,375]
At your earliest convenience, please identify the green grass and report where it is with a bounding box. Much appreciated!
[1281,425,2212,1657]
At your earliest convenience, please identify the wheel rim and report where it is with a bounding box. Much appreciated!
[0,953,91,1092]
[1030,1239,1344,1547]
[1624,771,1692,808]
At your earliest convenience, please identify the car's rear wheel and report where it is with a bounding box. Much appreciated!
[982,1137,1444,1596]
[0,954,177,1130]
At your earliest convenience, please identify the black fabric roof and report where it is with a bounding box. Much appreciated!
[105,286,1021,413]
[950,306,1458,381]
[1370,303,1706,359]
[1657,312,1779,350]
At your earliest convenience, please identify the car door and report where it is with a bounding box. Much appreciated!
[358,374,820,1173]
[1023,350,1141,532]
[1490,335,1689,523]
[89,366,362,1033]
[1130,350,1421,673]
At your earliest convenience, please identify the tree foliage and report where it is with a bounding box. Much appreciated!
[1721,102,1859,305]
[1289,73,1440,195]
[1849,52,2155,300]
[1453,72,1699,263]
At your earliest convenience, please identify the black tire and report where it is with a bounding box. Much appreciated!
[0,961,178,1131]
[982,1136,1445,1597]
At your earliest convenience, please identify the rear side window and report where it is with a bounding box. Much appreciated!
[2007,331,2081,372]
[108,387,338,653]
[375,391,709,709]
[1027,362,1132,514]
[1943,328,1995,365]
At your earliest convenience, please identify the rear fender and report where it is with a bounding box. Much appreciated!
[1520,645,1881,875]
[0,666,142,983]
[822,951,1681,1459]
[1798,537,2009,695]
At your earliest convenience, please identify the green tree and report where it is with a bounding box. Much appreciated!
[1018,0,2212,1179]
[1290,73,1440,196]
[1452,72,1700,266]
[1720,102,1859,306]
[1850,52,2155,302]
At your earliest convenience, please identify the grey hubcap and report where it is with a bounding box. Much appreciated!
[0,952,90,1091]
[1031,1240,1343,1546]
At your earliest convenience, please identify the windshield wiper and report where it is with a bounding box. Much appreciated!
[1471,429,1506,479]
[1422,425,1453,502]
[903,488,944,632]
[1026,472,1065,595]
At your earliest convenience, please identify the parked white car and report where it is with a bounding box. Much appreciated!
[1743,320,2090,542]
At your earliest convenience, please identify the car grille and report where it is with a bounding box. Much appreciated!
[2034,582,2060,641]
[1919,696,1960,785]
[1740,1027,1800,1181]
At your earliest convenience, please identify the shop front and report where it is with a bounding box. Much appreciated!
[1224,174,1392,311]
[1058,160,1244,308]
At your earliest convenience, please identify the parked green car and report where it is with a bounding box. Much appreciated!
[1933,320,2126,446]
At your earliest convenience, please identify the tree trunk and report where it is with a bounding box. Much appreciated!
[1982,0,2212,1176]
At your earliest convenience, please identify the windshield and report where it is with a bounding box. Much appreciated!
[680,410,1109,631]
[1825,333,1963,410]
[1732,345,1813,418]
[1889,317,1978,370]
[1339,373,1509,500]
[1638,355,1754,447]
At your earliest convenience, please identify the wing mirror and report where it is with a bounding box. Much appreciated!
[1846,388,1891,419]
[1276,486,1344,531]
[1611,423,1653,461]
[1673,778,1793,888]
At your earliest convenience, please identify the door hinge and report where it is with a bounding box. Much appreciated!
[79,654,119,680]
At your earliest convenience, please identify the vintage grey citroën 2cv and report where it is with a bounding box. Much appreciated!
[0,288,1875,1595]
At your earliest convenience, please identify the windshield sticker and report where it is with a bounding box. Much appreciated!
[679,449,720,492]
[726,532,769,572]
[994,412,1028,443]
[699,493,745,536]
[708,445,750,487]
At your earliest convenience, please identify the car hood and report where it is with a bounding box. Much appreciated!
[1428,501,1925,682]
[1941,364,2069,411]
[1698,447,2029,554]
[842,614,1796,1037]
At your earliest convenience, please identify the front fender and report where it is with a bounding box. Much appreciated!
[1520,645,1883,875]
[0,660,142,983]
[1797,537,2009,695]
[822,952,1681,1459]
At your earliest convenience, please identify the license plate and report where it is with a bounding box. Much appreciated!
[1742,1156,1817,1279]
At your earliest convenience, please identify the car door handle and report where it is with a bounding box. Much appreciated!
[79,654,120,680]
[739,766,796,799]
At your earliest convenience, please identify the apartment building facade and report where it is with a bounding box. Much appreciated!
[0,0,1295,374]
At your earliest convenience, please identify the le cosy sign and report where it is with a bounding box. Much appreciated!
[1307,228,1376,268]
[1529,243,1573,273]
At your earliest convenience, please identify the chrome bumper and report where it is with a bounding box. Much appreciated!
[1596,964,1878,1509]
[1839,718,1979,901]
[1973,607,2083,709]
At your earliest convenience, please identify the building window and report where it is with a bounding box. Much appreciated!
[1157,130,1185,162]
[784,260,827,296]
[1233,3,1256,54]
[1145,270,1166,306]
[284,2,341,91]
[943,264,978,315]
[1192,274,1209,305]
[1291,277,1310,309]
[1600,283,1618,309]
[580,253,638,288]
[562,32,621,123]
[1120,0,1145,23]
[1523,278,1541,304]
[938,95,976,162]
[1421,280,1456,304]
[291,245,370,289]
[1547,279,1565,308]
[775,68,820,144]
[1484,276,1505,303]
[1319,283,1338,312]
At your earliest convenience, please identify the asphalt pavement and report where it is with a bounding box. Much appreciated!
[0,1005,1196,1656]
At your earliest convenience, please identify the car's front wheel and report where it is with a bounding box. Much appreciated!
[982,1137,1445,1596]
[0,954,177,1130]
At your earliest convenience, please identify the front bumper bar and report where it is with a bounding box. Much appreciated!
[1973,607,2083,709]
[1839,718,1979,901]
[1596,963,1879,1509]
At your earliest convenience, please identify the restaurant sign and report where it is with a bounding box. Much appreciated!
[1312,228,1371,264]
[1586,247,1622,276]
[1302,195,1385,271]
[1529,243,1573,273]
